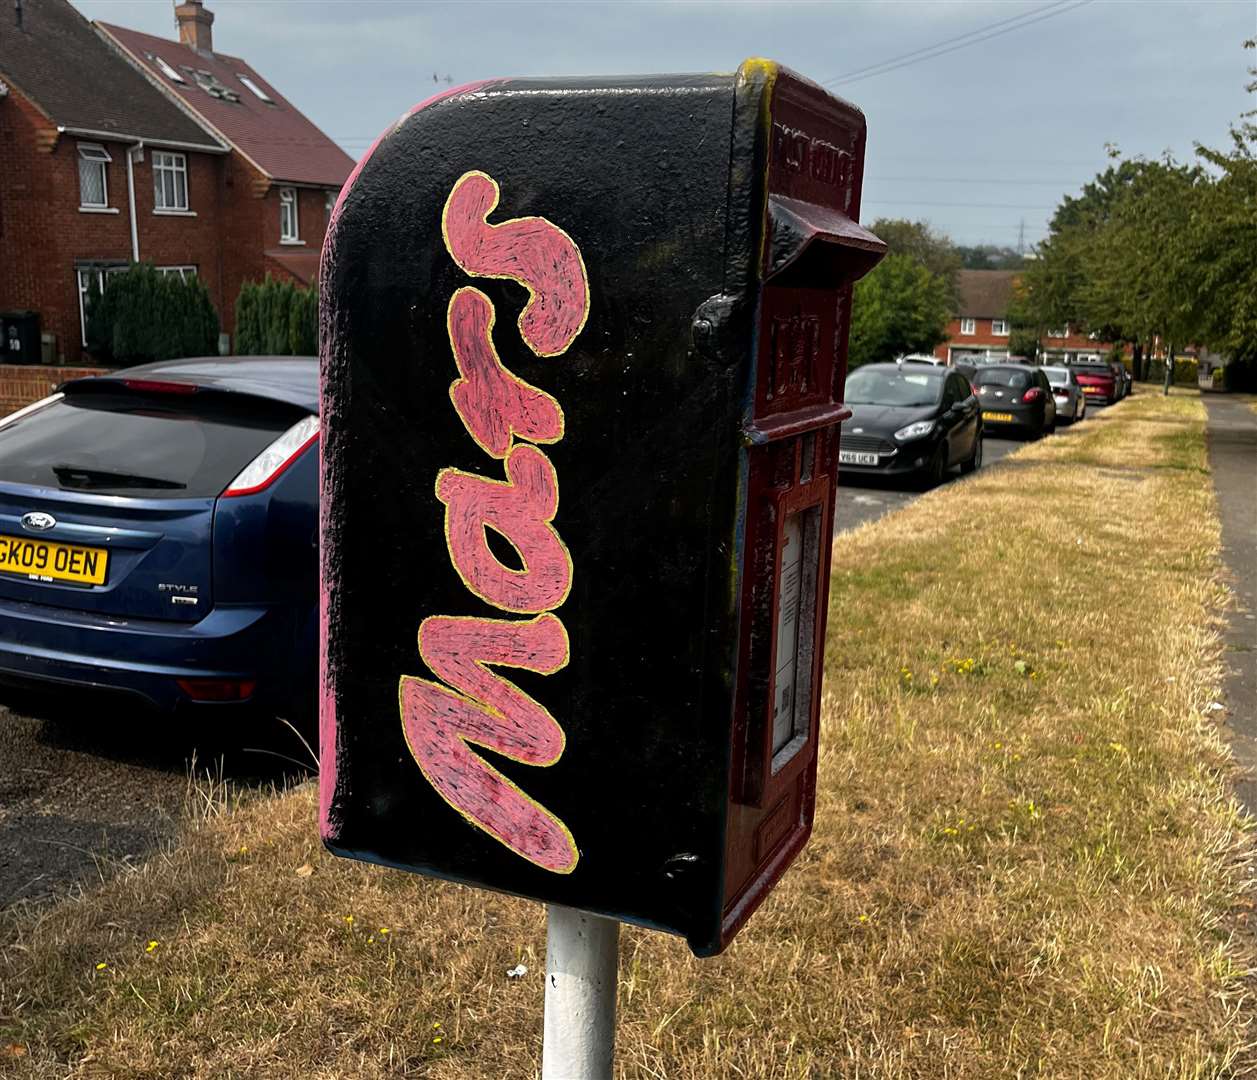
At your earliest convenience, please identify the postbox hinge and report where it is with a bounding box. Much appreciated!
[690,294,744,364]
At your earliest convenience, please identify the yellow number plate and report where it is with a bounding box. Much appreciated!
[0,535,108,585]
[984,411,1014,422]
[1082,386,1101,394]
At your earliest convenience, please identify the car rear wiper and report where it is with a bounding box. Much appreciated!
[52,464,186,491]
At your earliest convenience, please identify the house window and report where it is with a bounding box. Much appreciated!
[153,151,189,211]
[77,143,111,208]
[237,74,273,103]
[960,318,976,336]
[1048,326,1068,338]
[154,56,185,83]
[992,320,1009,336]
[76,264,127,346]
[280,187,300,242]
[157,265,197,283]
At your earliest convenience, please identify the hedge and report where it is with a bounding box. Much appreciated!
[84,264,219,366]
[235,276,317,356]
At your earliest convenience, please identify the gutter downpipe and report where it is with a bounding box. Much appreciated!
[126,141,142,263]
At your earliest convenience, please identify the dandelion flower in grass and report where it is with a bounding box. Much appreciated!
[344,915,354,925]
[379,927,390,935]
[433,1036,444,1045]
[145,940,159,953]
[433,1022,442,1030]
[857,914,870,924]
[95,962,107,971]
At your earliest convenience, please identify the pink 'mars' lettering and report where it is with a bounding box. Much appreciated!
[402,170,587,873]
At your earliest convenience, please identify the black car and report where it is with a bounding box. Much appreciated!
[839,363,983,488]
[974,364,1057,438]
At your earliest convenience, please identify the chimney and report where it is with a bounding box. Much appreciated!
[174,0,214,54]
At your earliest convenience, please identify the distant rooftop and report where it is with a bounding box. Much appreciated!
[955,270,1017,318]
[98,20,353,187]
[0,0,222,150]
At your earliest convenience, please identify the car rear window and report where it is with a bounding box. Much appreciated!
[0,387,308,498]
[974,368,1030,389]
[844,367,946,407]
[1045,369,1070,386]
[1073,364,1112,376]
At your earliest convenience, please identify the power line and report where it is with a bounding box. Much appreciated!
[824,0,1094,88]
[862,200,1055,210]
[869,176,1081,185]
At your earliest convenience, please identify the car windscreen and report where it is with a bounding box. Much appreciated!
[1044,369,1070,387]
[974,368,1030,390]
[0,387,308,498]
[844,367,945,407]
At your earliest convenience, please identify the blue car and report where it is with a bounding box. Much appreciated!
[0,357,319,721]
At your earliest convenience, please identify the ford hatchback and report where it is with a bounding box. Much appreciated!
[0,357,318,721]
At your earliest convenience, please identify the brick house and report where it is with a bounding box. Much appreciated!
[0,0,352,408]
[932,269,1111,366]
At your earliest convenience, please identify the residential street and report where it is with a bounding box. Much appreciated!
[835,434,1031,534]
[1205,396,1257,812]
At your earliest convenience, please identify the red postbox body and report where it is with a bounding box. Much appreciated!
[320,60,884,955]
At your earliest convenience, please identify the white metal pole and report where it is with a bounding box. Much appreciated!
[542,905,619,1079]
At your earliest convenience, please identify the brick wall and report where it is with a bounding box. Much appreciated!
[0,364,108,417]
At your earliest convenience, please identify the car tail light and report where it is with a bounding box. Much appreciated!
[1022,387,1044,403]
[177,678,257,702]
[222,414,320,497]
[122,379,198,394]
[970,382,979,395]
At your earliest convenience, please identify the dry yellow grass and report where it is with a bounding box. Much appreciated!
[1,390,1250,1079]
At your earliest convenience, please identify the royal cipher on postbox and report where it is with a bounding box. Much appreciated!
[319,58,885,956]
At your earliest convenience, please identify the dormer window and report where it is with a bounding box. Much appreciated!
[77,143,111,208]
[280,187,300,243]
[154,55,186,83]
[237,74,273,104]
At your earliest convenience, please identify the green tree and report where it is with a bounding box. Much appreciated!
[234,275,319,356]
[869,218,961,306]
[848,253,951,368]
[84,264,218,365]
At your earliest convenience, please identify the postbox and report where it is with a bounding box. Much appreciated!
[320,59,885,957]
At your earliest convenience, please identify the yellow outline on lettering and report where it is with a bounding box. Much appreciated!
[399,613,578,874]
[440,169,591,359]
[446,286,565,461]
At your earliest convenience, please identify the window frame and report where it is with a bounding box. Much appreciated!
[156,265,198,283]
[75,263,128,347]
[237,73,273,103]
[959,317,976,336]
[279,187,300,243]
[152,151,190,213]
[77,143,111,209]
[991,319,1009,336]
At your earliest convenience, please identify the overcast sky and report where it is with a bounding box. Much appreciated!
[73,0,1255,248]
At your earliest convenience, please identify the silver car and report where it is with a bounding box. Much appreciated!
[1044,365,1087,424]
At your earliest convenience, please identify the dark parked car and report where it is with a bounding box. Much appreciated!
[0,357,318,721]
[1071,361,1119,405]
[1043,365,1087,424]
[974,364,1057,438]
[839,362,982,488]
[1109,359,1130,400]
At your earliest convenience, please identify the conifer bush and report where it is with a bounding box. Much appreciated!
[233,275,318,356]
[84,264,218,366]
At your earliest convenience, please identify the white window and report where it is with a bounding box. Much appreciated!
[992,320,1009,336]
[154,56,185,83]
[77,143,111,208]
[153,151,189,211]
[280,187,300,242]
[960,318,976,336]
[1048,326,1068,338]
[237,74,273,103]
[76,265,127,346]
[157,265,197,283]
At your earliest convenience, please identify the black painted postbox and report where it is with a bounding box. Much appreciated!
[319,59,885,956]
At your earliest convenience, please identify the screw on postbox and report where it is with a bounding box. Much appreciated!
[319,58,885,957]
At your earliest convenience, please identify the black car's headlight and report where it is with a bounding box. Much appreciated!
[894,419,936,442]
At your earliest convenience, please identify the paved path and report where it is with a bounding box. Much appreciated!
[1204,395,1257,812]
[834,435,1025,534]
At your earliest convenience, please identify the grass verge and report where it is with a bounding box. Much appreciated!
[1,390,1250,1078]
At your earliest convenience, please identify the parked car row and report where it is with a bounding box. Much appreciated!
[842,354,1133,488]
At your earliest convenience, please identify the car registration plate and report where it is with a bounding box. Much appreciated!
[1082,386,1101,395]
[0,535,108,586]
[838,450,878,466]
[983,411,1014,423]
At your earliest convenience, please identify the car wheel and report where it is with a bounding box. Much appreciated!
[960,433,982,474]
[917,442,948,489]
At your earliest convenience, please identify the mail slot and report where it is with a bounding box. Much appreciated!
[320,59,884,956]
